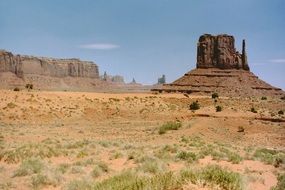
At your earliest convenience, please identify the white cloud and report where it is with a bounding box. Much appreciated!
[79,43,120,50]
[269,59,285,63]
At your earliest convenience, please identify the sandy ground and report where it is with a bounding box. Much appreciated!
[0,89,284,190]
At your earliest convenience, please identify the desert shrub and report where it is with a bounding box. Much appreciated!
[25,83,33,90]
[70,166,84,174]
[180,165,242,190]
[237,126,245,133]
[250,107,257,113]
[66,179,92,190]
[6,102,17,109]
[13,87,20,91]
[199,165,242,190]
[272,173,285,190]
[0,143,67,163]
[110,151,123,160]
[76,150,88,158]
[278,110,284,115]
[189,101,200,110]
[253,148,285,167]
[93,170,180,190]
[177,151,197,163]
[13,158,44,177]
[87,161,109,178]
[137,157,166,174]
[261,96,267,100]
[91,166,103,178]
[31,173,61,189]
[97,161,109,173]
[92,165,242,190]
[184,136,205,147]
[56,163,70,174]
[228,153,243,164]
[158,121,182,135]
[65,139,90,149]
[216,105,222,112]
[75,158,94,166]
[212,92,219,99]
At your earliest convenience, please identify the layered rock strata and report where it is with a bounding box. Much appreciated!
[0,50,99,78]
[197,34,249,70]
[0,50,101,90]
[152,34,284,97]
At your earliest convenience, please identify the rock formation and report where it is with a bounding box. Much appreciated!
[152,34,284,97]
[0,50,102,90]
[196,34,249,70]
[100,72,125,83]
[0,50,99,79]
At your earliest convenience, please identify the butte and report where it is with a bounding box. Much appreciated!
[152,34,284,97]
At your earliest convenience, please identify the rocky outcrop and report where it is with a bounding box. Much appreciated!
[0,51,24,78]
[152,34,284,97]
[100,72,125,83]
[0,50,99,79]
[197,34,249,70]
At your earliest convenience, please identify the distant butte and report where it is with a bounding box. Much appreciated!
[152,34,284,97]
[0,50,104,90]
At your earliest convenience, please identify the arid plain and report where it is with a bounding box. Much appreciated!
[0,89,284,190]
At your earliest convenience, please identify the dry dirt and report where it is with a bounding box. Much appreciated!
[0,90,284,190]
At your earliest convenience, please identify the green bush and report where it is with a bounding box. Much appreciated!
[93,170,180,190]
[212,93,219,99]
[25,83,33,90]
[92,165,243,190]
[250,107,257,113]
[66,179,92,190]
[272,173,285,190]
[0,143,67,163]
[13,158,44,177]
[189,101,200,110]
[200,165,242,190]
[13,87,20,91]
[216,106,222,112]
[158,121,182,135]
[253,148,285,167]
[177,151,197,163]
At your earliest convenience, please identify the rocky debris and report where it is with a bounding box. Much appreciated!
[152,34,284,97]
[0,50,99,79]
[197,34,249,70]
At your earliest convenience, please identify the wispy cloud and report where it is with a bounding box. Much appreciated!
[78,43,120,50]
[269,59,285,63]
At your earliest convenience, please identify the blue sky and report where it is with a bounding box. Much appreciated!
[0,0,284,89]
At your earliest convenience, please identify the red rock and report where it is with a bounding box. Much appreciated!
[152,34,284,97]
[197,34,249,70]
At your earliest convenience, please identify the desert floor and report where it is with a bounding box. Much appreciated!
[0,90,284,190]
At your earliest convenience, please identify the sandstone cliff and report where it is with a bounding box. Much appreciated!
[0,50,102,90]
[197,34,249,70]
[0,50,99,79]
[152,34,284,97]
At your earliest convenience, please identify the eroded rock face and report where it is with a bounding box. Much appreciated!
[0,51,23,78]
[151,34,284,97]
[0,50,99,79]
[197,34,249,70]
